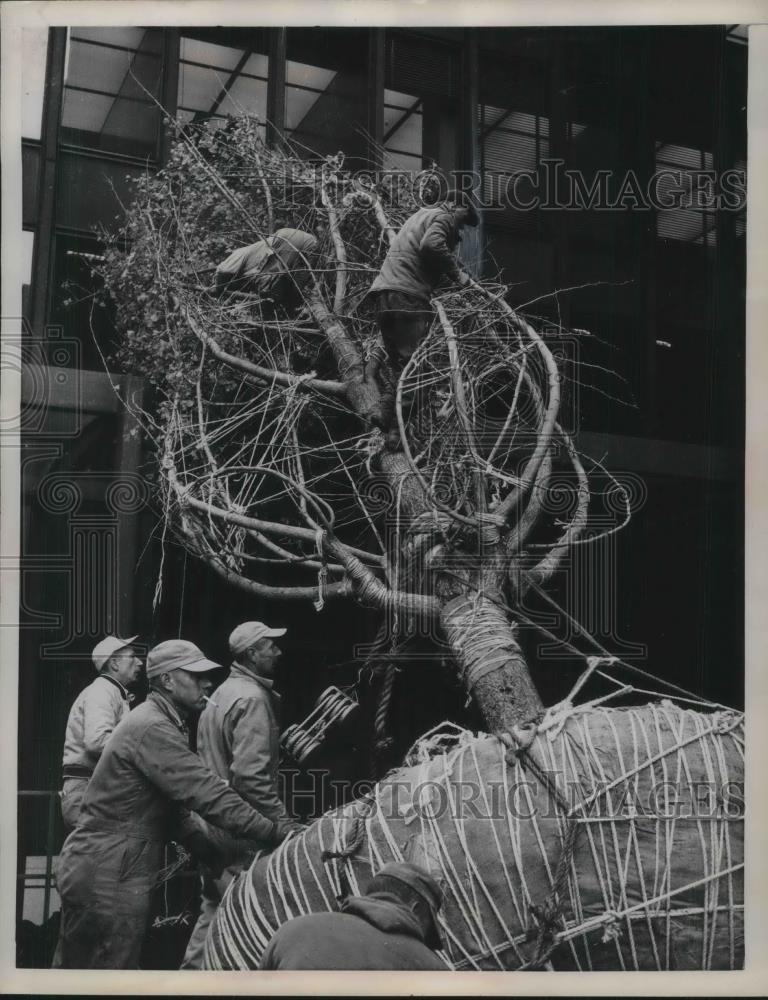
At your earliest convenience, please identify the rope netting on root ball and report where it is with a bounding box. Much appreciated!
[204,697,743,972]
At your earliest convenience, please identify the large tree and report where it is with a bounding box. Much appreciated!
[95,117,630,744]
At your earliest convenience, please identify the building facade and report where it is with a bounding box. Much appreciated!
[17,24,747,966]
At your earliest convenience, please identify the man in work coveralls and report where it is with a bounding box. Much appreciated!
[181,620,304,969]
[59,634,143,830]
[54,639,293,970]
[213,228,319,309]
[368,191,479,377]
[365,191,479,439]
[259,861,447,970]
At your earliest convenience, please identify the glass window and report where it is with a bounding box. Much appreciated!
[285,60,337,131]
[479,106,551,236]
[61,27,164,158]
[22,230,35,285]
[481,107,550,175]
[51,233,117,372]
[383,88,422,171]
[734,159,746,238]
[726,25,748,46]
[384,31,459,176]
[656,143,716,246]
[177,35,267,137]
[22,29,48,141]
[284,28,369,165]
[21,229,35,320]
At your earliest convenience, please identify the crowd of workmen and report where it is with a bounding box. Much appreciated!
[54,626,447,970]
[51,192,478,970]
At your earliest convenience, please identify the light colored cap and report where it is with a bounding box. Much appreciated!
[92,634,139,673]
[146,639,222,680]
[228,621,286,657]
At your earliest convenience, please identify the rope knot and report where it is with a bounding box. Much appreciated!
[600,910,623,943]
[496,725,537,765]
[538,699,575,741]
[510,723,537,756]
[527,897,562,960]
[714,710,743,735]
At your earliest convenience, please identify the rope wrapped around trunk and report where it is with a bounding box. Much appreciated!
[441,593,526,692]
[204,699,744,971]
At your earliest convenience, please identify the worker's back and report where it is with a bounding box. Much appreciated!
[369,206,459,301]
[215,228,318,295]
[62,675,130,771]
[259,893,446,970]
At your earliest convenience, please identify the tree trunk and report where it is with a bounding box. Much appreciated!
[440,592,543,732]
[375,450,544,734]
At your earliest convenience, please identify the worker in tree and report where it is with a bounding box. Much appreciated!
[181,621,305,970]
[59,634,143,831]
[53,639,295,970]
[259,861,446,970]
[213,227,319,310]
[368,191,479,381]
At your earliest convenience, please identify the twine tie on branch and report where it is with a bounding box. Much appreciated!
[314,528,327,612]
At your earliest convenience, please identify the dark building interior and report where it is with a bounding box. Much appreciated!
[17,24,746,967]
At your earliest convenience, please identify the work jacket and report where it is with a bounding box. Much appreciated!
[369,207,463,303]
[259,892,447,970]
[55,690,276,970]
[197,665,290,826]
[215,228,318,294]
[61,674,131,778]
[72,689,276,845]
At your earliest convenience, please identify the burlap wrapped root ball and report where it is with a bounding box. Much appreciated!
[204,700,743,971]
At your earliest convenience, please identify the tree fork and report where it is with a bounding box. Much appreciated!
[376,450,544,731]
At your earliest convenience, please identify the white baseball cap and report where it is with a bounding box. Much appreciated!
[92,634,139,673]
[228,621,286,657]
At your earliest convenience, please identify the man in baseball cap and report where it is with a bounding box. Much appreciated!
[182,621,302,969]
[144,638,223,712]
[54,637,290,970]
[227,620,287,658]
[259,860,445,970]
[59,634,143,831]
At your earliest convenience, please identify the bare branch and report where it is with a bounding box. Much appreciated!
[320,162,348,313]
[180,297,347,397]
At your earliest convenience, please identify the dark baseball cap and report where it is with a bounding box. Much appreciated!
[370,861,443,913]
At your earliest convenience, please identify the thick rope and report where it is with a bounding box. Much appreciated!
[441,592,527,692]
[373,662,397,757]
